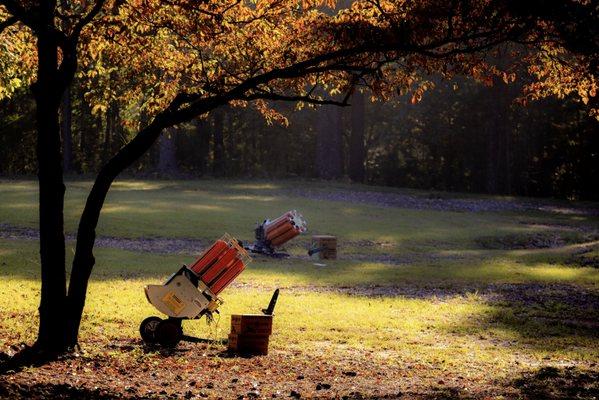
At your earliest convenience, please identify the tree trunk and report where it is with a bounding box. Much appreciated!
[61,87,73,173]
[213,109,225,176]
[504,114,512,194]
[195,118,210,175]
[33,25,68,352]
[348,91,366,182]
[315,105,343,179]
[485,83,504,194]
[157,127,178,174]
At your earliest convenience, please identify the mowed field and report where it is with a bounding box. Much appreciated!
[1,179,598,399]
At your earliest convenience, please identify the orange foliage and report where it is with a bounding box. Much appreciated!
[1,0,597,120]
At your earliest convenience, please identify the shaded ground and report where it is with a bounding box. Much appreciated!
[514,366,599,400]
[3,224,597,266]
[285,187,599,215]
[1,341,597,400]
[0,224,461,263]
[250,282,599,307]
[0,224,209,255]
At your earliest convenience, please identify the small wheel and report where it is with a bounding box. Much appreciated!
[140,316,162,344]
[155,319,183,348]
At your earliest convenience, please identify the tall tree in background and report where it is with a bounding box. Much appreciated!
[212,109,226,176]
[348,91,366,182]
[194,118,211,176]
[157,128,178,174]
[0,0,596,356]
[316,105,344,179]
[60,90,73,172]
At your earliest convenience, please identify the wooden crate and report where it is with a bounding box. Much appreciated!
[229,314,273,355]
[228,333,270,355]
[231,314,273,335]
[311,235,337,259]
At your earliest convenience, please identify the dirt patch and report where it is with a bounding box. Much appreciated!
[566,246,599,269]
[0,224,208,255]
[475,231,598,250]
[570,255,599,268]
[284,187,599,215]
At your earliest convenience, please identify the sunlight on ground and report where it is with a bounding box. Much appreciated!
[110,181,170,191]
[187,204,230,212]
[1,179,598,389]
[228,183,281,190]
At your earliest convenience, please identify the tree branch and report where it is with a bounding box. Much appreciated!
[241,91,351,106]
[0,0,36,30]
[70,0,107,41]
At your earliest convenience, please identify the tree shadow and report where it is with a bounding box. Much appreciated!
[0,380,127,400]
[513,366,599,400]
[0,345,65,375]
[106,338,265,360]
[445,282,599,342]
[0,380,480,400]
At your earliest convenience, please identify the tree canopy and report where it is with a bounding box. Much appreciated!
[2,0,596,121]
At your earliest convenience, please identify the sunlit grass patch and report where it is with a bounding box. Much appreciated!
[1,238,598,369]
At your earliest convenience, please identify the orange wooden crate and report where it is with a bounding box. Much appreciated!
[228,333,269,355]
[228,314,273,355]
[231,314,273,335]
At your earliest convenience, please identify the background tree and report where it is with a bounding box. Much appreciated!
[316,104,344,179]
[348,90,366,182]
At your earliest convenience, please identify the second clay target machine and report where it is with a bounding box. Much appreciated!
[244,210,307,257]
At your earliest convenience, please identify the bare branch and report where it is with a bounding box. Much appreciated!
[241,91,351,106]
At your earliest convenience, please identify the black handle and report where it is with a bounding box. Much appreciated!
[262,288,280,315]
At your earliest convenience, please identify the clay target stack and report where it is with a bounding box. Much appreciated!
[263,210,307,247]
[228,314,273,355]
[188,234,250,295]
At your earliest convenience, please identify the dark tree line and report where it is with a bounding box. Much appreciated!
[2,75,597,200]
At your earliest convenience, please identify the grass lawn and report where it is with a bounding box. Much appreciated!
[1,179,598,399]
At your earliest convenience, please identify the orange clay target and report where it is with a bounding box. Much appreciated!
[189,235,250,294]
[263,210,307,248]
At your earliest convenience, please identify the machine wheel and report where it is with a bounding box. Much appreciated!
[155,319,183,348]
[140,316,162,344]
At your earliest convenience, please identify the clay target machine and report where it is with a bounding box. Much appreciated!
[140,234,250,347]
[244,210,307,257]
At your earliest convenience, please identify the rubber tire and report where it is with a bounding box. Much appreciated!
[155,320,183,348]
[140,316,162,344]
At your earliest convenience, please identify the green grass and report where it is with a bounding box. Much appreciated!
[1,179,596,256]
[1,179,598,382]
